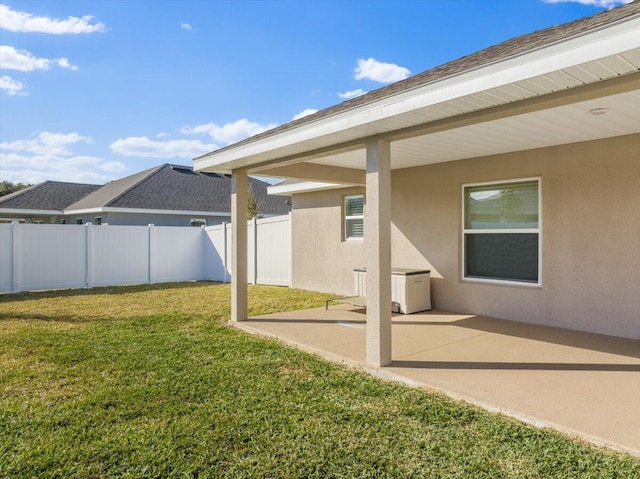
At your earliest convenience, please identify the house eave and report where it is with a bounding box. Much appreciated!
[64,207,231,217]
[0,208,63,216]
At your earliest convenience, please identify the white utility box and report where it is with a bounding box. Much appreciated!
[353,267,431,314]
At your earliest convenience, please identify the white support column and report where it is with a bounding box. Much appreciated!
[365,138,392,367]
[231,170,248,322]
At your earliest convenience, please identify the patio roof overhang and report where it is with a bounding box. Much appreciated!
[193,14,640,181]
[193,6,640,368]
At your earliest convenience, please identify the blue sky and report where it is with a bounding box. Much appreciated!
[0,0,632,185]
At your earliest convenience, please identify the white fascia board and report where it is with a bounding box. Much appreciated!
[64,207,231,217]
[194,15,640,173]
[0,208,62,215]
[268,181,357,196]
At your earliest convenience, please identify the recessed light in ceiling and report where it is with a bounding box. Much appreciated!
[587,108,610,116]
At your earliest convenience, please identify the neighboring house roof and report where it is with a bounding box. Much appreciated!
[66,164,290,215]
[0,165,290,217]
[196,1,640,160]
[0,181,101,212]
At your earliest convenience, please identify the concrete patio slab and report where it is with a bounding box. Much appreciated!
[234,305,640,457]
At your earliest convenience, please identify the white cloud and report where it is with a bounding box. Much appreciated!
[110,136,218,159]
[180,119,278,145]
[354,57,410,83]
[338,89,366,100]
[1,132,91,156]
[0,152,126,184]
[0,4,107,34]
[542,0,632,7]
[0,75,25,95]
[156,132,170,138]
[0,45,77,72]
[292,109,318,121]
[181,23,192,30]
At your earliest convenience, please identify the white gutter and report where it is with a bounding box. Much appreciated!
[194,15,640,173]
[64,207,231,217]
[0,208,62,216]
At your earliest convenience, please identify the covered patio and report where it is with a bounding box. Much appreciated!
[235,304,640,456]
[193,3,640,458]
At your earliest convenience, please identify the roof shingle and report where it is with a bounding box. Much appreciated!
[0,181,101,211]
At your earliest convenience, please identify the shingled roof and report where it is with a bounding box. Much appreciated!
[0,181,101,211]
[196,0,640,160]
[66,164,290,215]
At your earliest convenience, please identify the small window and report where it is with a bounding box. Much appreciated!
[344,194,364,240]
[463,178,540,285]
[94,217,102,225]
[190,218,206,227]
[60,219,66,224]
[76,218,83,225]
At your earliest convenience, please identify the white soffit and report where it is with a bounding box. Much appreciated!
[194,15,640,173]
[307,89,640,170]
[268,181,352,196]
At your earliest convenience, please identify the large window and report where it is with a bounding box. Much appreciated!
[344,194,364,240]
[463,178,540,285]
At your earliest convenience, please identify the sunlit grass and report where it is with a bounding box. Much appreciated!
[1,282,637,478]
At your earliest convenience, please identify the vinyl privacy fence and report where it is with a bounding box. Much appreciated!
[0,214,291,293]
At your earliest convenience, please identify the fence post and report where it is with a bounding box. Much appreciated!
[288,211,293,288]
[252,216,258,285]
[11,221,20,293]
[201,225,206,280]
[222,222,229,283]
[148,224,154,284]
[85,222,94,289]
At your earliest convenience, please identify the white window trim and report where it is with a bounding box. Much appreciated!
[461,176,542,287]
[344,194,364,241]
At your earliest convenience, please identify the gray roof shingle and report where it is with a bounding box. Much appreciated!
[66,164,291,216]
[0,181,101,211]
[196,1,640,159]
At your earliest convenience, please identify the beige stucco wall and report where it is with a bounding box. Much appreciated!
[291,134,640,339]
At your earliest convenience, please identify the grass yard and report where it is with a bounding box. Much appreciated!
[1,282,638,478]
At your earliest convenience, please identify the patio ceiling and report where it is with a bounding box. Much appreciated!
[302,87,640,172]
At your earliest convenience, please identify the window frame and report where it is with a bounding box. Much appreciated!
[76,218,83,225]
[190,218,206,227]
[461,177,542,287]
[343,194,364,241]
[93,217,102,225]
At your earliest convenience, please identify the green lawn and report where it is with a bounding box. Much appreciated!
[1,282,638,478]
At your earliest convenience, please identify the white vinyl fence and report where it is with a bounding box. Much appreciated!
[0,214,291,293]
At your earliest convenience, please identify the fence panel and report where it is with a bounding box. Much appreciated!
[19,224,87,291]
[1,215,292,293]
[0,224,13,292]
[204,224,228,282]
[92,225,150,287]
[256,215,291,286]
[152,226,204,283]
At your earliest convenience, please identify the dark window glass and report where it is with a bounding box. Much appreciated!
[465,233,538,283]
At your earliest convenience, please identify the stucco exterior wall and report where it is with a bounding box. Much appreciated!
[291,134,640,339]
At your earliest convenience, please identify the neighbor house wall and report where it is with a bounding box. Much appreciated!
[291,134,640,339]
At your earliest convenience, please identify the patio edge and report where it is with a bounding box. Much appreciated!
[230,319,640,458]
